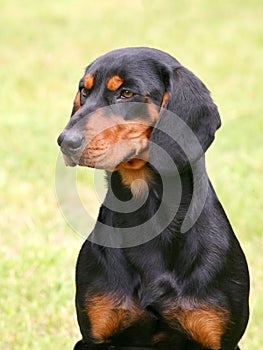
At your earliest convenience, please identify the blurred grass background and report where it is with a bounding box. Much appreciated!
[0,0,262,348]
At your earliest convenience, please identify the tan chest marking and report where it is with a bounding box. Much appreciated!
[118,165,153,198]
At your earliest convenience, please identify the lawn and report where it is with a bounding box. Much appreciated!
[0,0,262,348]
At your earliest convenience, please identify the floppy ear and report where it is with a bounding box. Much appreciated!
[168,66,221,151]
[149,66,221,174]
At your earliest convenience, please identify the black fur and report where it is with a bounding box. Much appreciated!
[58,48,249,349]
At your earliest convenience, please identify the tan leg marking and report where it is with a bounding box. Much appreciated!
[86,294,143,343]
[163,305,228,349]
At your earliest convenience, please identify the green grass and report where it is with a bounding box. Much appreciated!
[0,0,262,348]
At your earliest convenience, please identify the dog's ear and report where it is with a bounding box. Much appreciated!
[168,66,221,152]
[150,66,221,174]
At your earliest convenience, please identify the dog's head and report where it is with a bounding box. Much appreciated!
[57,47,221,180]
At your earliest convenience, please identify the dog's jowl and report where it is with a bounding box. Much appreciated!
[57,47,249,350]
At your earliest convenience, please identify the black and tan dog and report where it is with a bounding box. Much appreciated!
[57,47,249,350]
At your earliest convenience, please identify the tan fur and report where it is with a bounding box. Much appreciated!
[118,164,153,198]
[106,75,124,91]
[85,293,144,343]
[163,304,229,349]
[84,74,95,90]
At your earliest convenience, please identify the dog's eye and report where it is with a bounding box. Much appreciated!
[80,87,88,97]
[120,90,134,99]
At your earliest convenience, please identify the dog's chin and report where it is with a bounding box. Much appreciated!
[62,154,78,167]
[77,157,148,172]
[74,146,149,171]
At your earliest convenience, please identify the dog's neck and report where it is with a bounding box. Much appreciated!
[118,166,154,199]
[104,159,208,228]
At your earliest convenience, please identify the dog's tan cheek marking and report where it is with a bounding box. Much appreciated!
[79,113,129,166]
[113,122,153,197]
[82,113,126,145]
[117,122,152,141]
[106,75,124,91]
[84,74,95,90]
[148,103,160,124]
[85,294,143,343]
[163,305,228,349]
[81,112,153,194]
[115,97,166,196]
[84,114,150,150]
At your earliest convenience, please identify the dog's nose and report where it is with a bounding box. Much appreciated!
[57,131,85,154]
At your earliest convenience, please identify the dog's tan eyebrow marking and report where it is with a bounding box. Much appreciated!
[84,74,95,90]
[106,75,124,91]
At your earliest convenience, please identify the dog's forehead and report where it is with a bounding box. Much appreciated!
[89,47,158,70]
[81,68,141,92]
[86,59,146,83]
[82,49,169,92]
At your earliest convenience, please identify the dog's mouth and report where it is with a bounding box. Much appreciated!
[62,135,150,171]
[63,145,151,171]
[58,100,162,172]
[58,100,161,171]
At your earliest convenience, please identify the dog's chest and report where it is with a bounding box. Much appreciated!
[85,290,226,349]
[84,249,227,349]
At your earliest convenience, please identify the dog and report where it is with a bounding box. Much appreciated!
[57,47,249,350]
